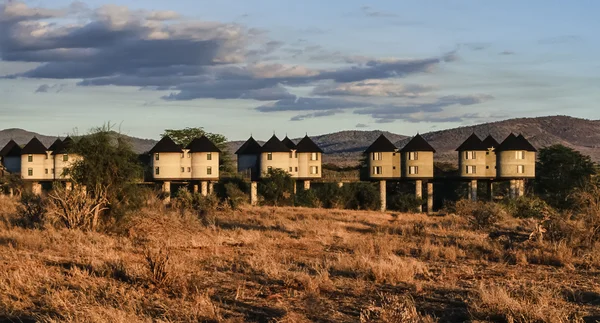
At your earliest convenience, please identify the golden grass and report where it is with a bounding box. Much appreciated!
[0,201,599,322]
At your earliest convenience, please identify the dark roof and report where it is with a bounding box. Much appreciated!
[295,135,323,153]
[235,136,262,155]
[0,140,21,157]
[186,135,221,153]
[281,136,296,150]
[54,137,74,154]
[456,133,487,151]
[400,134,436,153]
[365,134,397,153]
[496,133,537,152]
[482,135,499,149]
[149,136,182,153]
[48,139,63,153]
[21,137,48,154]
[261,135,291,153]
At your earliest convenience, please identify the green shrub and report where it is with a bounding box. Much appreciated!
[454,200,507,230]
[388,193,423,213]
[172,188,219,219]
[503,196,555,219]
[16,192,47,229]
[214,177,249,210]
[295,189,321,208]
[315,183,345,209]
[343,182,380,211]
[258,169,295,206]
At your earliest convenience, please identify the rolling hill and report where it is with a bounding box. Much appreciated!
[2,116,600,166]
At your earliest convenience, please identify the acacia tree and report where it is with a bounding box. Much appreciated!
[68,124,144,220]
[161,127,233,174]
[536,144,597,209]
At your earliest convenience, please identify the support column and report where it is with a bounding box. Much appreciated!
[470,180,478,201]
[9,187,13,197]
[250,181,258,206]
[509,179,517,199]
[427,182,434,215]
[379,180,386,212]
[65,182,73,191]
[487,181,493,201]
[193,184,199,193]
[517,180,525,197]
[162,181,171,203]
[293,181,297,194]
[337,182,344,188]
[201,181,208,197]
[415,180,423,213]
[32,182,42,196]
[208,182,214,195]
[303,180,311,190]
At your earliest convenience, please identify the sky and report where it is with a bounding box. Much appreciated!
[1,0,599,141]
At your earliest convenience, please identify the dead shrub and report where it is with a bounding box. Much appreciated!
[144,247,171,287]
[360,293,436,323]
[46,185,108,231]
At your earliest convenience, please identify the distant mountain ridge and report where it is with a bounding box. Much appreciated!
[3,116,600,166]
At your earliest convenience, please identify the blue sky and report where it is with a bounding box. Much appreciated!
[1,0,599,141]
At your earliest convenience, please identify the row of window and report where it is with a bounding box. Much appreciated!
[155,153,214,161]
[25,168,56,176]
[267,166,319,174]
[465,165,525,174]
[26,154,69,162]
[155,167,213,175]
[372,152,419,161]
[372,166,419,175]
[267,152,319,161]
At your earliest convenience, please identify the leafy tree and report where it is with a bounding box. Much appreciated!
[68,124,144,220]
[343,182,380,211]
[258,168,295,206]
[161,127,234,174]
[536,144,597,209]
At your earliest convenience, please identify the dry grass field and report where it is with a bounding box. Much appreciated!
[1,195,599,322]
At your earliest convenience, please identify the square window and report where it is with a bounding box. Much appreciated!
[295,167,298,172]
[207,166,212,175]
[181,167,184,173]
[409,152,418,160]
[516,151,525,159]
[45,169,48,174]
[409,166,419,175]
[155,167,160,175]
[373,166,382,175]
[207,153,212,161]
[466,151,476,160]
[466,165,476,174]
[155,153,160,161]
[267,166,272,172]
[517,165,524,174]
[289,151,293,158]
[187,167,191,173]
[372,152,382,161]
[311,152,319,161]
[310,166,319,174]
[267,152,272,160]
[28,155,33,162]
[63,154,68,162]
[28,168,33,176]
[289,167,292,172]
[181,152,184,158]
[295,152,298,158]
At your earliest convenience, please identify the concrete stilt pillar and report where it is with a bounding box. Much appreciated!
[293,181,297,194]
[470,180,478,201]
[162,181,171,203]
[208,182,214,195]
[517,180,525,197]
[487,181,493,201]
[9,187,14,197]
[32,182,42,196]
[250,181,258,206]
[65,182,73,191]
[337,182,344,188]
[509,179,517,199]
[415,180,423,213]
[303,180,311,190]
[379,180,386,212]
[427,182,434,214]
[201,181,208,197]
[193,184,199,193]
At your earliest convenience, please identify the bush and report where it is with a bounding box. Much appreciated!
[295,189,321,208]
[388,194,423,213]
[259,169,295,206]
[15,192,47,229]
[172,188,219,222]
[214,178,249,210]
[503,196,555,219]
[343,182,380,211]
[454,200,507,230]
[46,184,109,231]
[315,183,345,209]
